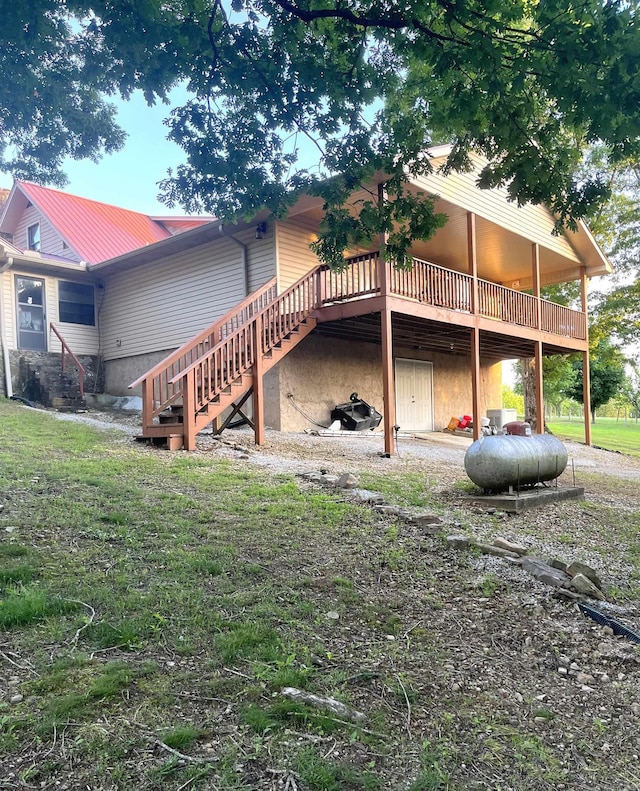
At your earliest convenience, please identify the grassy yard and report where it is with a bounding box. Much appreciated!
[547,416,640,457]
[2,400,640,790]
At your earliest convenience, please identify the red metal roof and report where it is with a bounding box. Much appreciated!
[16,181,177,265]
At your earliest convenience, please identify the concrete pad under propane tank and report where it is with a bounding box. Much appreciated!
[464,433,568,492]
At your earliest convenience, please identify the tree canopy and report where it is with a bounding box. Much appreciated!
[3,1,640,264]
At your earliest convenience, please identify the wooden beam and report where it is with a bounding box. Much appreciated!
[534,340,544,434]
[378,182,390,298]
[582,350,592,446]
[531,243,541,329]
[470,327,481,441]
[579,267,592,445]
[381,308,396,455]
[467,212,479,315]
[183,370,197,451]
[253,320,265,445]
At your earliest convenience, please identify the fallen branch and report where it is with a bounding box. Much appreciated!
[66,600,96,650]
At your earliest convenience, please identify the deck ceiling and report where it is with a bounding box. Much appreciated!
[289,180,609,287]
[313,313,575,363]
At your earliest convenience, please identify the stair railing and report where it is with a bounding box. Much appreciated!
[49,323,86,399]
[129,278,278,426]
[169,266,323,424]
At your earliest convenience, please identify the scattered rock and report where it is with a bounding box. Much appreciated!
[280,687,365,723]
[326,611,340,620]
[521,557,572,588]
[9,694,23,704]
[570,573,605,601]
[352,489,385,505]
[476,542,519,559]
[548,558,569,573]
[300,471,323,482]
[446,534,471,549]
[566,561,602,590]
[492,538,528,556]
[320,474,340,486]
[335,473,358,489]
[375,505,407,517]
[413,514,444,527]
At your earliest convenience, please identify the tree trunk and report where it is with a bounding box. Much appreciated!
[520,356,546,432]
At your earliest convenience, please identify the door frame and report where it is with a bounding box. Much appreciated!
[15,274,48,351]
[394,357,434,432]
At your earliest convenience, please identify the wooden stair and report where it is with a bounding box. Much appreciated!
[131,272,320,449]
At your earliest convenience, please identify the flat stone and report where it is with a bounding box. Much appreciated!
[549,558,569,573]
[476,542,519,559]
[570,573,605,601]
[414,514,444,527]
[493,538,528,556]
[352,489,385,504]
[375,505,406,517]
[9,694,23,704]
[521,557,571,588]
[567,561,602,590]
[335,473,358,489]
[320,474,340,485]
[300,471,323,481]
[447,534,471,549]
[555,588,583,601]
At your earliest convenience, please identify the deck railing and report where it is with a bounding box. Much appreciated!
[129,278,278,422]
[49,323,85,398]
[337,251,585,340]
[169,267,322,416]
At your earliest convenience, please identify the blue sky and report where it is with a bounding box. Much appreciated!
[1,91,189,217]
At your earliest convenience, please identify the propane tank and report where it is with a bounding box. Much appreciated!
[464,434,568,491]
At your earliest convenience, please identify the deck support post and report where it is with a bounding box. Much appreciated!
[467,212,481,441]
[531,243,545,432]
[470,327,481,441]
[183,370,197,451]
[253,319,265,445]
[534,340,544,434]
[381,308,396,456]
[580,266,592,445]
[141,379,153,431]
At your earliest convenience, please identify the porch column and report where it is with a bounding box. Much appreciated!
[467,212,481,440]
[580,266,592,445]
[470,328,481,441]
[467,212,479,315]
[531,243,541,328]
[378,182,390,298]
[531,243,544,432]
[381,308,396,456]
[253,319,265,445]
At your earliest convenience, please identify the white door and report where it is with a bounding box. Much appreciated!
[395,359,434,431]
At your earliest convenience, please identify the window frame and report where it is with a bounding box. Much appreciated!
[58,280,95,326]
[27,223,41,252]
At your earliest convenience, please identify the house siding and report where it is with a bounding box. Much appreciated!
[272,334,502,432]
[100,231,277,382]
[14,205,82,261]
[276,216,321,290]
[2,267,100,355]
[412,168,581,264]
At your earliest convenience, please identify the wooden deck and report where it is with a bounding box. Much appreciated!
[131,250,590,451]
[317,252,587,347]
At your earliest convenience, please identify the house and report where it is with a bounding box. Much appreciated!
[0,148,611,451]
[86,146,611,453]
[0,181,209,405]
